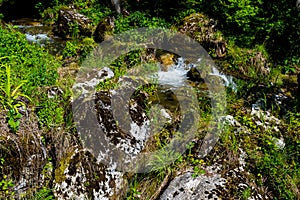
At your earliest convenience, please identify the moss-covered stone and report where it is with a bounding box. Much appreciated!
[178,13,226,58]
[53,7,93,38]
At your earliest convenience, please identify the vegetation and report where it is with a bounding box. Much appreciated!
[0,0,299,199]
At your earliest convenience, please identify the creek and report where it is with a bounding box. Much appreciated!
[11,18,66,55]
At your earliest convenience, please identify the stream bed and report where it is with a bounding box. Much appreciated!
[11,18,66,55]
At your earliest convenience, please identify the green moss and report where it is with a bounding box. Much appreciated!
[54,151,73,184]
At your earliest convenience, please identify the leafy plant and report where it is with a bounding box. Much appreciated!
[0,61,31,113]
[114,11,170,33]
[30,187,55,200]
[0,60,32,132]
[0,158,14,197]
[0,26,59,96]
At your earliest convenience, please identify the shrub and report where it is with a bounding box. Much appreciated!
[114,11,170,33]
[0,26,60,99]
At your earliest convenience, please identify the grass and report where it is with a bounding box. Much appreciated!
[0,3,299,199]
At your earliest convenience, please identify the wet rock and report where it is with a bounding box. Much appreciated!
[187,67,205,83]
[72,67,114,94]
[93,16,115,43]
[179,13,226,58]
[159,53,175,71]
[54,7,93,38]
[160,148,264,200]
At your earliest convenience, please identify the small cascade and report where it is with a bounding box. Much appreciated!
[156,57,193,87]
[210,66,238,92]
[152,57,237,91]
[11,18,66,55]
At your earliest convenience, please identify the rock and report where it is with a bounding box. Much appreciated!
[72,67,114,95]
[187,67,205,83]
[111,0,121,14]
[0,112,49,198]
[219,115,241,127]
[248,52,270,75]
[272,137,285,150]
[160,148,260,200]
[54,149,127,200]
[93,16,115,43]
[53,7,93,38]
[160,167,226,200]
[159,53,175,71]
[179,13,226,58]
[251,100,281,132]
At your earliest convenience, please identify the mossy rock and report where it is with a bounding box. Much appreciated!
[178,13,226,58]
[216,43,271,81]
[54,149,128,199]
[93,16,115,43]
[53,7,93,38]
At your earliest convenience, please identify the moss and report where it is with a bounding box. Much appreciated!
[54,151,74,184]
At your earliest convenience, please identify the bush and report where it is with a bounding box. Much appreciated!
[0,26,60,99]
[114,11,170,33]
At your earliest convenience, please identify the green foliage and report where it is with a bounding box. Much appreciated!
[0,158,14,197]
[281,56,300,74]
[251,143,299,199]
[198,0,300,63]
[62,41,78,58]
[0,61,31,112]
[73,0,112,24]
[34,0,68,18]
[0,26,60,97]
[62,38,96,61]
[0,26,63,129]
[0,174,14,197]
[38,0,111,24]
[114,11,170,33]
[6,109,22,133]
[0,60,33,132]
[30,187,55,200]
[36,95,64,129]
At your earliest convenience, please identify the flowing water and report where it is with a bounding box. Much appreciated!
[154,57,237,91]
[11,18,66,55]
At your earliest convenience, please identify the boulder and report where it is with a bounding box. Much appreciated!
[187,67,205,83]
[179,13,226,58]
[159,167,226,200]
[54,7,93,38]
[93,16,115,43]
[54,149,127,200]
[159,53,175,71]
[248,51,270,75]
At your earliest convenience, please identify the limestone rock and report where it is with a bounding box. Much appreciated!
[179,13,226,58]
[248,52,270,75]
[160,167,226,200]
[93,16,115,43]
[54,149,127,200]
[54,7,93,38]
